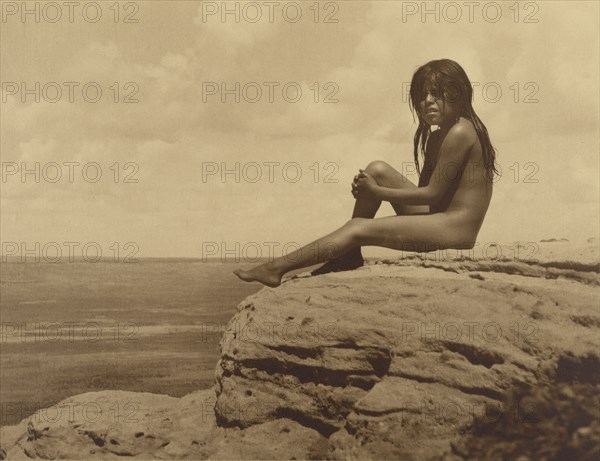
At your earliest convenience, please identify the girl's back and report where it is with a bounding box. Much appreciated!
[425,118,493,230]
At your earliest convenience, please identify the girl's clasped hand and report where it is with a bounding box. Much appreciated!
[352,169,378,200]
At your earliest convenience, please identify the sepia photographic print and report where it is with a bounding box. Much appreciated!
[1,1,599,460]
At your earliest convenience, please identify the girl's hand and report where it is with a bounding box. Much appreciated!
[352,169,379,199]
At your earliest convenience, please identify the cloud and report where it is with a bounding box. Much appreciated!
[2,1,598,256]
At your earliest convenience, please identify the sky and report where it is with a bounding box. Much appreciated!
[1,0,599,259]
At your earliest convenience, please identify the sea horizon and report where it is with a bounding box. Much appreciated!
[0,260,265,428]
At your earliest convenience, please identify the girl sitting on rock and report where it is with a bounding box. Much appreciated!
[235,59,498,287]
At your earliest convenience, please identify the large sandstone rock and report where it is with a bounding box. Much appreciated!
[214,243,599,460]
[2,242,598,460]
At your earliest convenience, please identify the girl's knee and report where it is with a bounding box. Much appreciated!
[364,160,391,179]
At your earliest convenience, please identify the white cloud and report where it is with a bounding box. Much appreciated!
[2,1,598,256]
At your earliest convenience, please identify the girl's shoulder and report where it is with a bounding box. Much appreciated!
[434,117,478,156]
[445,117,477,145]
[453,117,476,134]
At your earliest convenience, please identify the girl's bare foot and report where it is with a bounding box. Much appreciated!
[233,264,283,287]
[311,248,364,276]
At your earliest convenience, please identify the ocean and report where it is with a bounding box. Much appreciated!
[0,259,263,427]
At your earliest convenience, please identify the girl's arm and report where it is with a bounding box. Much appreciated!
[372,123,475,206]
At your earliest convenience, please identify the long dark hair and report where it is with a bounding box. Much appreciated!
[408,59,498,181]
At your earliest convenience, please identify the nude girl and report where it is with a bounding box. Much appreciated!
[234,59,497,287]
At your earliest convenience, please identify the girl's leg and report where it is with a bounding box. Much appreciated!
[312,161,428,275]
[234,212,477,287]
[352,160,429,218]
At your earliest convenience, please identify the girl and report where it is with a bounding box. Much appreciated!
[234,59,497,287]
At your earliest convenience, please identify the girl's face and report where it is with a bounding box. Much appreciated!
[419,83,456,127]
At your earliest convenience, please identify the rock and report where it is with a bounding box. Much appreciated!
[1,390,215,459]
[435,382,600,461]
[0,390,325,460]
[1,243,598,460]
[215,247,599,460]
